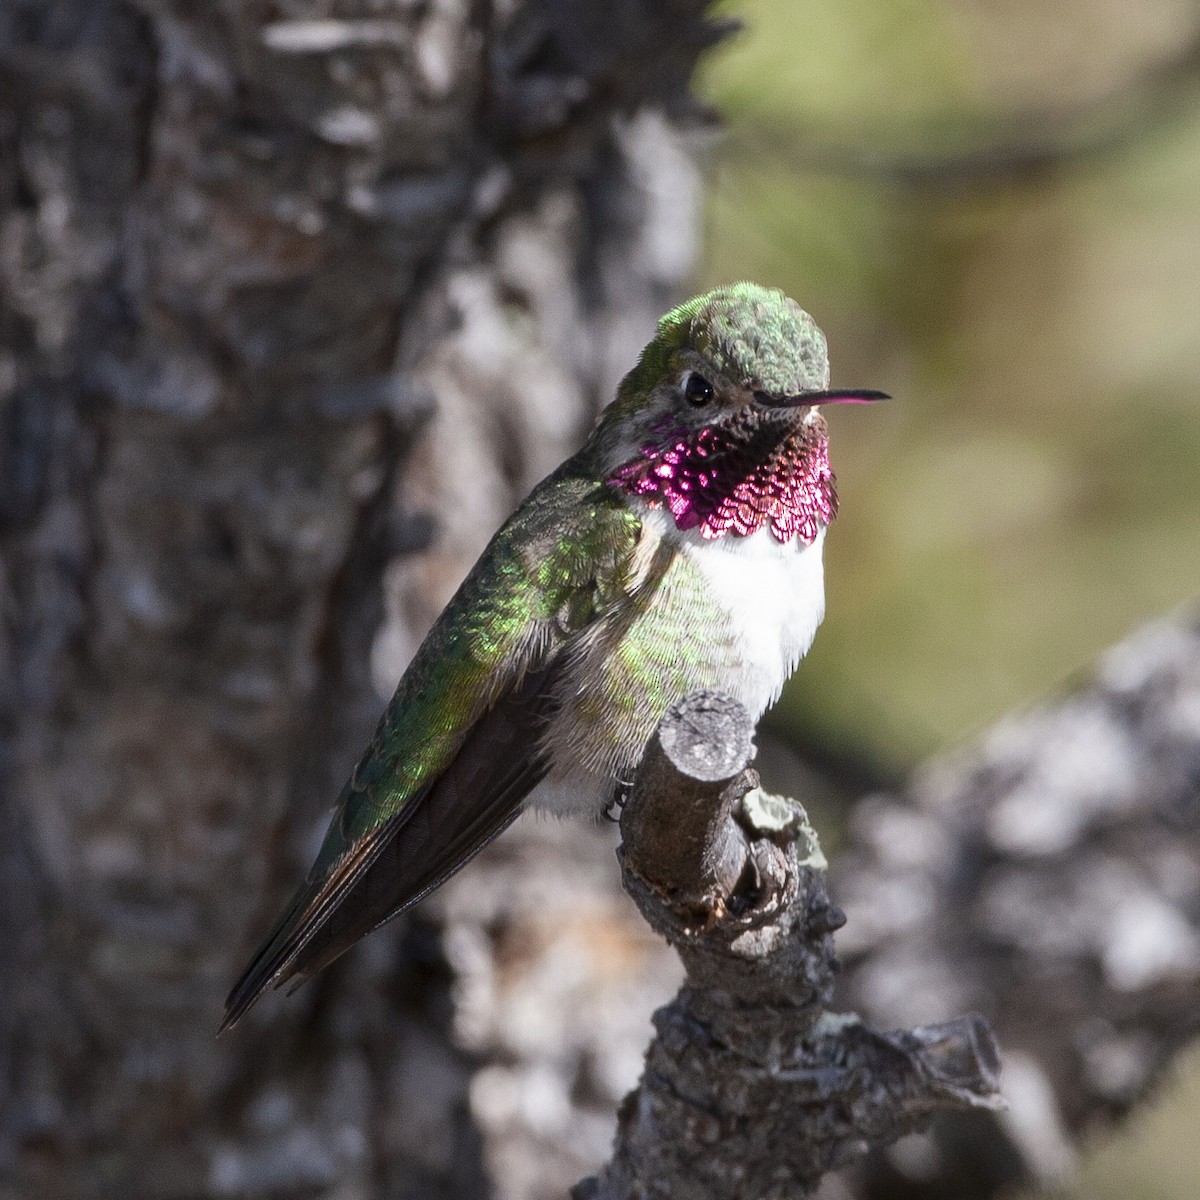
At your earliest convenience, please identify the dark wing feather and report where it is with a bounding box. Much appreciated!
[220,662,558,1030]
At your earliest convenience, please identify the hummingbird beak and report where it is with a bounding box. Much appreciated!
[755,388,891,409]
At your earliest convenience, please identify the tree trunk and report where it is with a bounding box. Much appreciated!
[0,2,717,1196]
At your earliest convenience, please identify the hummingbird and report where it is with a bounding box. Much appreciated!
[221,282,887,1029]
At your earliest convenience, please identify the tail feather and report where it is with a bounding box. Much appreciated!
[219,805,416,1033]
[220,669,557,1033]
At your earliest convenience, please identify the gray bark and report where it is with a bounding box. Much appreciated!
[578,692,1001,1200]
[0,2,717,1196]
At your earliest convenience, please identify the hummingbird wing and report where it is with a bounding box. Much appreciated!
[221,471,648,1030]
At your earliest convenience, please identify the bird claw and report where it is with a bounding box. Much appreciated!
[602,783,631,823]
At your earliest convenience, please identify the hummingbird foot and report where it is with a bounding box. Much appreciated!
[602,782,632,823]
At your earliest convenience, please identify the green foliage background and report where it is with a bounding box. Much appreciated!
[697,1,1200,1194]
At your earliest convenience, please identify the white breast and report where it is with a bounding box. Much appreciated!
[641,506,827,720]
[525,507,829,821]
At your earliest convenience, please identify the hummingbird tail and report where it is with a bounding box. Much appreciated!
[219,673,557,1032]
[219,779,529,1032]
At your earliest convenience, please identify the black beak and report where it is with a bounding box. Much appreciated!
[755,388,891,409]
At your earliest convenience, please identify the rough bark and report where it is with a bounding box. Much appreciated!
[0,2,719,1196]
[832,606,1200,1199]
[577,692,1002,1200]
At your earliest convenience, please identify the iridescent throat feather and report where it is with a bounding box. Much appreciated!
[605,413,838,544]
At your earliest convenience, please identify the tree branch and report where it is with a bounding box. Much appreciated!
[576,691,1002,1200]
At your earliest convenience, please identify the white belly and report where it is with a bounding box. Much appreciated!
[526,507,827,820]
[657,508,827,719]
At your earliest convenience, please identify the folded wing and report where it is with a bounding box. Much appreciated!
[221,472,646,1030]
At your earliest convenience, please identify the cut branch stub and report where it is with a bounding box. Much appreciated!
[619,689,757,924]
[619,690,842,1002]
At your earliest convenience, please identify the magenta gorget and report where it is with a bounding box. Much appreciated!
[606,414,838,544]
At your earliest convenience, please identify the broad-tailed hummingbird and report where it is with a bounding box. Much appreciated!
[222,282,886,1029]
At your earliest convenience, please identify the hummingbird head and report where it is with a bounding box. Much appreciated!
[594,283,887,544]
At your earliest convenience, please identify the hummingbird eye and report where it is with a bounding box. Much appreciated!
[683,372,715,407]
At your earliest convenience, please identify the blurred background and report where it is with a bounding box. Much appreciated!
[697,1,1200,1196]
[2,0,1198,1197]
[702,0,1200,770]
